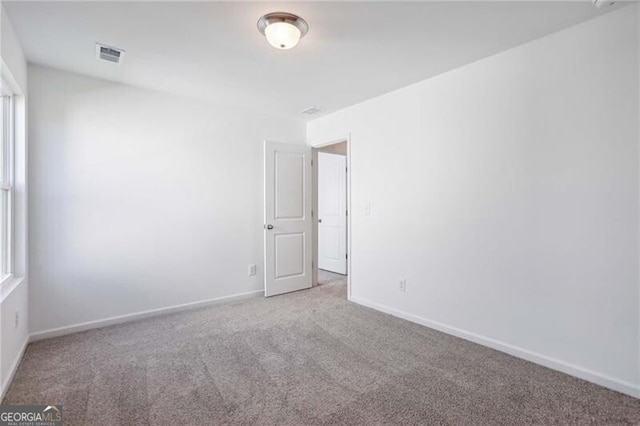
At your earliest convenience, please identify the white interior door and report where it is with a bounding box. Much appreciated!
[264,141,312,297]
[318,152,347,274]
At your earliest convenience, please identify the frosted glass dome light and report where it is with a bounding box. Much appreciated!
[265,21,302,50]
[258,13,309,50]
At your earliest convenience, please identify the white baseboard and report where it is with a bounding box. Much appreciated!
[30,289,264,342]
[1,336,29,402]
[351,296,640,399]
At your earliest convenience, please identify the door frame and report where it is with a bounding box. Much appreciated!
[311,135,352,300]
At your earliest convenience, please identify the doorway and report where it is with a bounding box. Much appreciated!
[262,138,350,299]
[312,139,350,297]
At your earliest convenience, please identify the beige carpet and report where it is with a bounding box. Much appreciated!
[317,268,346,286]
[4,276,640,425]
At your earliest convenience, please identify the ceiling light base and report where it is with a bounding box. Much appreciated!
[257,12,309,42]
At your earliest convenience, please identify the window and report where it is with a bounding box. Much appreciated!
[0,88,14,283]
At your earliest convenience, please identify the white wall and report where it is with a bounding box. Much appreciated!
[28,65,305,335]
[0,5,25,92]
[308,6,640,397]
[0,4,29,399]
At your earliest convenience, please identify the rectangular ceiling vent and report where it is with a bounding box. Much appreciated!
[96,43,126,64]
[301,106,323,116]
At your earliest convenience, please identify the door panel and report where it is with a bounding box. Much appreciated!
[264,141,312,297]
[275,152,305,219]
[320,227,341,261]
[318,152,347,274]
[275,233,305,278]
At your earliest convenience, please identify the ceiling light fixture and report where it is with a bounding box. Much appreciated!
[257,12,308,50]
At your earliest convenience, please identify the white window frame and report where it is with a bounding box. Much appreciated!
[0,82,14,286]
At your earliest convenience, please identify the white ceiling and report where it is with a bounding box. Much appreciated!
[5,1,619,120]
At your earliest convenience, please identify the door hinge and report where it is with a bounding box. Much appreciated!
[346,210,348,216]
[311,159,313,166]
[311,210,314,218]
[346,167,348,173]
[346,253,348,259]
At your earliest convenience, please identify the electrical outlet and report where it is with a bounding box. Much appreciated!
[398,279,406,293]
[14,310,19,329]
[248,264,257,276]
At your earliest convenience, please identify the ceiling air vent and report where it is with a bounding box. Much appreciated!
[593,0,615,7]
[95,43,126,64]
[301,106,323,116]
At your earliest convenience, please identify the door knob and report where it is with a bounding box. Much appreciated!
[318,219,322,223]
[266,224,274,230]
